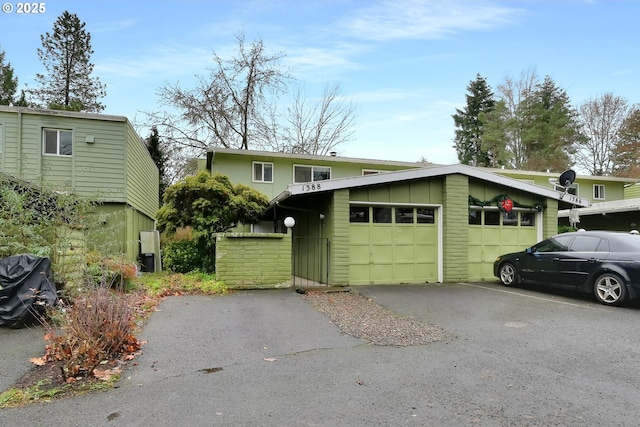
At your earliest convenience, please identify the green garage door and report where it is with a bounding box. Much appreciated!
[468,209,540,281]
[349,205,439,285]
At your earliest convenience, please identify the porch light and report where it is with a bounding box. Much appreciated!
[284,216,295,229]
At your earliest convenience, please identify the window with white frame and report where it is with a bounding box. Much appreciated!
[253,161,273,182]
[43,128,73,156]
[293,165,331,183]
[593,184,605,200]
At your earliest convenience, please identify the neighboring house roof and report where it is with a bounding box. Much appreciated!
[480,166,638,184]
[207,147,434,170]
[0,105,128,122]
[558,198,640,218]
[270,163,589,207]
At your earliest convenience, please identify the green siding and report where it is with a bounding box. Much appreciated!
[494,169,631,203]
[442,174,469,282]
[125,122,159,218]
[209,151,419,199]
[543,199,558,238]
[0,107,159,264]
[328,189,350,285]
[624,183,640,199]
[350,178,444,204]
[215,232,292,288]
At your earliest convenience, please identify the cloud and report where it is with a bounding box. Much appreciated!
[340,0,521,42]
[96,45,213,79]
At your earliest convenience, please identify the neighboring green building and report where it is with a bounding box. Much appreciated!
[205,149,596,286]
[0,106,159,267]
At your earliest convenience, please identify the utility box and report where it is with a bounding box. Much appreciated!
[140,230,161,273]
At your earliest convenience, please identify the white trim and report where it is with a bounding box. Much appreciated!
[42,128,73,156]
[593,184,606,200]
[275,164,589,206]
[558,198,640,217]
[252,161,273,183]
[350,201,440,208]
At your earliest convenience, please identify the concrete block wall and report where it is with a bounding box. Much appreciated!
[215,232,292,289]
[443,174,469,282]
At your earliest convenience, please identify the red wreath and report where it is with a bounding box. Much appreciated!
[500,198,514,213]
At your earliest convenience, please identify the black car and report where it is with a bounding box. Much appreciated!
[493,230,640,306]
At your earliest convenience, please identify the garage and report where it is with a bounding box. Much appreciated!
[348,204,441,285]
[467,208,541,281]
[266,164,586,286]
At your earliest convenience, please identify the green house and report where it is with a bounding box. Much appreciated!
[0,106,159,266]
[205,149,592,285]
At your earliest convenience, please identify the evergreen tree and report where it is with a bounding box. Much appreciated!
[519,76,583,172]
[146,126,169,206]
[32,11,106,112]
[479,100,510,168]
[452,74,496,166]
[0,49,18,105]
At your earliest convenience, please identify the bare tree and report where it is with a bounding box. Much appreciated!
[281,83,356,155]
[612,107,640,177]
[148,33,291,158]
[575,93,631,175]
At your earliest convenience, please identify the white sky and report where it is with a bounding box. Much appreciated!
[2,0,639,165]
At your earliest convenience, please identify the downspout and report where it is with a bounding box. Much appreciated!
[17,111,22,177]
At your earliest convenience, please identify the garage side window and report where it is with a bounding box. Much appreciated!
[350,206,369,223]
[485,211,500,225]
[373,207,392,223]
[503,211,517,226]
[469,209,481,225]
[520,212,535,226]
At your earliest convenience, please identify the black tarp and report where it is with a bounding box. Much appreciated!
[0,254,57,328]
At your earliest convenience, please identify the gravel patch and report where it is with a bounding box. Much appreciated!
[301,290,448,346]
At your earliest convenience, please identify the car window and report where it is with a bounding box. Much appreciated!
[569,236,604,252]
[611,234,640,251]
[534,235,573,252]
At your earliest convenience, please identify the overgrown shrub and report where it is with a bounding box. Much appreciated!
[84,252,138,291]
[43,286,140,380]
[161,227,214,273]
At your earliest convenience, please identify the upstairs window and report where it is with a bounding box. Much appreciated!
[593,184,605,200]
[294,165,331,183]
[43,128,73,156]
[253,162,273,182]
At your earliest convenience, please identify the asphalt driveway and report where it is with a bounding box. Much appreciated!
[3,282,640,426]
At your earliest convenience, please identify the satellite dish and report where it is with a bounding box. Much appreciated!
[557,169,576,200]
[558,169,576,187]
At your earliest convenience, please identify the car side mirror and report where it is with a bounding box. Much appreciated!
[526,247,533,254]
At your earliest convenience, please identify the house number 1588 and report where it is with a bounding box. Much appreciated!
[302,183,321,191]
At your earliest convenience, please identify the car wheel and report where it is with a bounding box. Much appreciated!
[594,273,627,306]
[499,262,518,286]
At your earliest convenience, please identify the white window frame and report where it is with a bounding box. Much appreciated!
[0,122,3,153]
[293,164,331,183]
[252,161,273,183]
[593,184,605,200]
[43,128,73,156]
